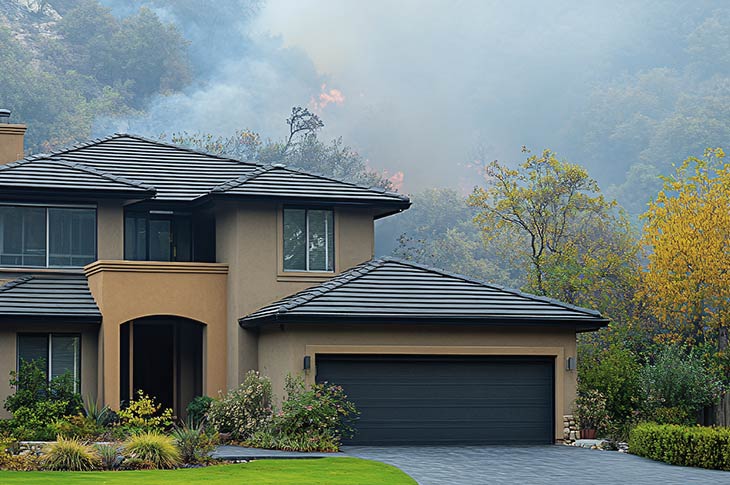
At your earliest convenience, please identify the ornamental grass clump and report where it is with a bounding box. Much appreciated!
[172,419,218,464]
[42,436,100,471]
[122,431,181,469]
[94,443,120,470]
[207,371,272,440]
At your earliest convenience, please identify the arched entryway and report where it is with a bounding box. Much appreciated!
[120,316,203,417]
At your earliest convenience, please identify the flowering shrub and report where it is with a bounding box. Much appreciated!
[207,371,272,440]
[246,374,358,452]
[574,389,610,432]
[117,391,173,433]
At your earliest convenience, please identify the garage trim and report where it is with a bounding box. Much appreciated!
[304,344,566,442]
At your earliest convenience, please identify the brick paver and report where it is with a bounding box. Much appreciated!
[343,445,730,485]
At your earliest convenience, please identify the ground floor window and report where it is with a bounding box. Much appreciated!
[16,333,81,392]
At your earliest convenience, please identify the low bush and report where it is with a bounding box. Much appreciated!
[117,391,173,434]
[186,396,213,427]
[41,436,101,471]
[172,420,218,464]
[94,443,121,470]
[573,390,610,433]
[52,414,105,440]
[207,371,272,440]
[123,431,181,469]
[0,453,41,471]
[629,423,730,470]
[246,374,358,452]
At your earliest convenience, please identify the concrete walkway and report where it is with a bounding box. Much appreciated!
[212,445,343,460]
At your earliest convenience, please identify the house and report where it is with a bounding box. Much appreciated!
[0,110,607,445]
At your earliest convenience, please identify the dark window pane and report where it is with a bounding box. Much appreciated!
[283,209,306,271]
[17,334,49,375]
[149,219,172,261]
[308,210,334,271]
[49,208,96,267]
[173,217,191,262]
[125,214,148,260]
[51,335,80,392]
[0,206,46,266]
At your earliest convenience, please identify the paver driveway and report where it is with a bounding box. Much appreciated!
[343,445,730,485]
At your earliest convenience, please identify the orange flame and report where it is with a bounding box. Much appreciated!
[310,84,345,113]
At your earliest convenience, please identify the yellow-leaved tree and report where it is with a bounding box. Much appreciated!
[640,148,730,352]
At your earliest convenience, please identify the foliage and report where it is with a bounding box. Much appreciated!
[641,345,721,423]
[3,359,82,441]
[640,148,730,368]
[468,148,640,322]
[185,395,213,427]
[42,436,100,471]
[83,395,117,427]
[207,370,272,440]
[0,457,417,484]
[171,420,218,464]
[246,374,358,452]
[578,345,642,427]
[574,390,610,432]
[52,414,104,440]
[93,443,120,471]
[629,423,730,471]
[0,453,41,471]
[117,390,173,433]
[171,107,393,190]
[122,431,181,470]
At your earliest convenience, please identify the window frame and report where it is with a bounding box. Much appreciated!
[0,202,98,268]
[16,332,82,393]
[282,206,336,273]
[123,209,193,262]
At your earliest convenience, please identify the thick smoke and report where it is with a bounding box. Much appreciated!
[96,0,728,193]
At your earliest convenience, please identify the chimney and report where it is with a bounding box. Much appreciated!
[0,109,26,164]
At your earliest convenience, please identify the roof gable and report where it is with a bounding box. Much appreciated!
[240,258,607,328]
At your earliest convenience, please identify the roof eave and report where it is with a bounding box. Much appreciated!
[0,314,102,324]
[240,314,610,330]
[0,187,156,201]
[199,192,411,212]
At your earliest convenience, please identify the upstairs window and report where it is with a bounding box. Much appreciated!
[283,208,334,272]
[0,205,96,267]
[125,210,192,262]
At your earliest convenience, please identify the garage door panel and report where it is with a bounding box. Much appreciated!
[316,354,554,445]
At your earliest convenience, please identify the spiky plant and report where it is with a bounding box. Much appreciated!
[123,431,181,469]
[42,436,100,471]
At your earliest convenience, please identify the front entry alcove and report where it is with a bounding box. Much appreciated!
[120,317,203,417]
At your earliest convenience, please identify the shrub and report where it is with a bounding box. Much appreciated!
[629,423,730,470]
[0,453,41,471]
[123,431,181,469]
[641,345,721,424]
[574,390,610,432]
[207,371,272,440]
[3,359,83,440]
[42,436,101,471]
[578,344,642,428]
[119,457,156,470]
[246,374,358,452]
[52,414,105,440]
[94,443,121,471]
[118,391,173,433]
[172,420,218,464]
[83,395,117,427]
[186,395,213,426]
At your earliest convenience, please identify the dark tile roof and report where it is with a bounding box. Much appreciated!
[240,257,608,329]
[0,158,156,196]
[0,134,409,210]
[0,273,101,321]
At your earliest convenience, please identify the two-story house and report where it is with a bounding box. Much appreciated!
[0,110,606,445]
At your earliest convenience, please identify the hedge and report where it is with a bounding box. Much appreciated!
[629,423,730,470]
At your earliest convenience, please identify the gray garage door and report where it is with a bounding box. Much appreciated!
[316,354,554,445]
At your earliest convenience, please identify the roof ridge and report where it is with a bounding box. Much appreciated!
[276,259,389,314]
[208,165,274,193]
[29,133,123,160]
[48,158,157,192]
[114,133,262,167]
[379,256,602,317]
[0,275,33,293]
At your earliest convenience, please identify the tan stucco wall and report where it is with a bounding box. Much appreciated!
[0,323,98,419]
[96,201,124,260]
[257,324,578,441]
[85,261,228,409]
[0,124,26,164]
[216,202,376,390]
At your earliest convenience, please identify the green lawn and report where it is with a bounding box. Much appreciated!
[0,457,415,484]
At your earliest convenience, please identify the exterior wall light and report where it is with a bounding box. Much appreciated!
[303,355,312,371]
[566,356,576,371]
